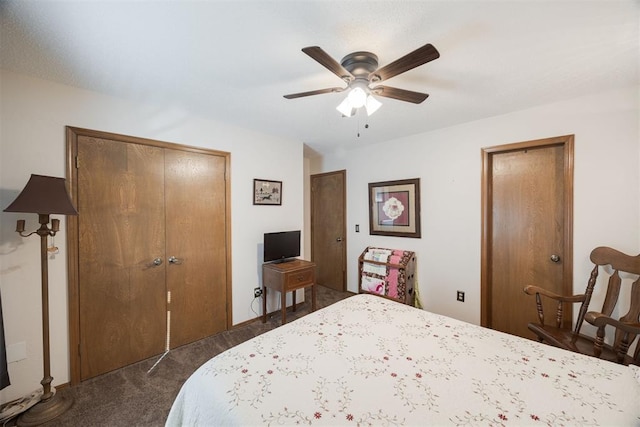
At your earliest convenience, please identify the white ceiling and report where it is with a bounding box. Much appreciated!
[1,1,638,156]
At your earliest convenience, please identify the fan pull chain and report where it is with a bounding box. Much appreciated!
[356,119,369,138]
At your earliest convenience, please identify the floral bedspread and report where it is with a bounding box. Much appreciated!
[166,294,640,426]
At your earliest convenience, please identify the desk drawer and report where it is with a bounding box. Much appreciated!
[285,269,314,290]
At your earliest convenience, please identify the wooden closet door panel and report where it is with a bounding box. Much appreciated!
[164,149,227,348]
[78,137,166,379]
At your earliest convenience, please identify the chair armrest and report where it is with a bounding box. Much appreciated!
[524,285,586,329]
[585,311,640,363]
[523,285,585,303]
[585,312,640,334]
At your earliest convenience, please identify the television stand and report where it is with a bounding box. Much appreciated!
[262,259,316,324]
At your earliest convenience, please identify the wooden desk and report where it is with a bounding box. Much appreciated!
[262,259,316,324]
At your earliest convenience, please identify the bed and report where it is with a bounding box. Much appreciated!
[166,294,640,426]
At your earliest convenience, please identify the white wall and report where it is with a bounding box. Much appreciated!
[318,85,639,325]
[0,70,304,402]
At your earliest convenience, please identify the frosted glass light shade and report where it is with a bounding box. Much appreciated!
[347,87,367,108]
[336,97,355,117]
[365,95,382,116]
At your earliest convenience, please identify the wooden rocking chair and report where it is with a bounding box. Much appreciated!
[524,246,640,366]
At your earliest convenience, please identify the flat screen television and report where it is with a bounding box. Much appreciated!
[263,230,301,263]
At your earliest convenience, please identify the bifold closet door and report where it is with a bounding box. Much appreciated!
[164,149,227,348]
[78,138,167,380]
[77,136,229,380]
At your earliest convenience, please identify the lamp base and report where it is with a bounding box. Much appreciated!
[16,392,73,427]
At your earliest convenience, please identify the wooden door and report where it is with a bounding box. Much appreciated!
[77,137,167,379]
[67,127,231,383]
[310,170,346,291]
[481,135,573,339]
[165,149,227,348]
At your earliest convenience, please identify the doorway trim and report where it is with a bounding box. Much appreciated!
[480,134,574,328]
[65,126,232,385]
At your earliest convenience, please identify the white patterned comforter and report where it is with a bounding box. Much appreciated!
[166,294,640,426]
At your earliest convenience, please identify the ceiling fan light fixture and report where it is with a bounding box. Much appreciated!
[365,95,382,116]
[337,78,381,117]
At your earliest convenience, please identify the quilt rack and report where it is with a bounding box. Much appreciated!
[358,246,416,305]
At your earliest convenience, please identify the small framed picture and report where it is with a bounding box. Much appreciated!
[368,178,421,238]
[253,179,282,205]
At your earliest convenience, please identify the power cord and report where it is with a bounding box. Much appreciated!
[251,290,282,320]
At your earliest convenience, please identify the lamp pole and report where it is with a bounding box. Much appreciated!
[16,215,73,426]
[3,175,77,426]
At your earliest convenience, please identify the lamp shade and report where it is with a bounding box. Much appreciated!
[3,174,78,215]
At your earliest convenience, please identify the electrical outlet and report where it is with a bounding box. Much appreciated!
[254,287,263,298]
[456,291,465,302]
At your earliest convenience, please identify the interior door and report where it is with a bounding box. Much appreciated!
[77,137,167,379]
[481,135,574,339]
[165,149,227,348]
[310,170,346,291]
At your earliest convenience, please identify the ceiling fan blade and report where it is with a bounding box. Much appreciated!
[283,87,345,99]
[302,46,354,82]
[370,43,440,82]
[371,86,429,104]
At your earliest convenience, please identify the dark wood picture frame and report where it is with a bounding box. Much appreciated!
[253,179,282,205]
[368,178,421,238]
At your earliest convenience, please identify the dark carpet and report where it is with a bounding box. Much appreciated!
[12,285,353,427]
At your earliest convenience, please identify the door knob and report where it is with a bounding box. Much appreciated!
[153,258,163,266]
[168,256,182,265]
[336,237,343,242]
[550,254,560,263]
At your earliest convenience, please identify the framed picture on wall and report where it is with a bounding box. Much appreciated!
[368,178,421,238]
[253,179,282,205]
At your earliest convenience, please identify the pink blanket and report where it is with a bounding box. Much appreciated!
[386,251,403,298]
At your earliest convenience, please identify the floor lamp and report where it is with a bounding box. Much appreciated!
[3,174,77,426]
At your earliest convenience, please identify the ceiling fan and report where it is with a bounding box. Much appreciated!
[283,43,440,117]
